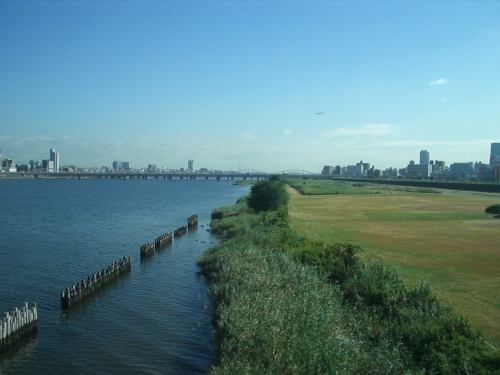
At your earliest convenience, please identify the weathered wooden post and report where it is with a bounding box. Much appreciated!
[1,302,38,355]
[61,257,131,309]
[187,215,198,228]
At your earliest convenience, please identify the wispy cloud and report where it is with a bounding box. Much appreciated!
[429,78,447,86]
[281,130,292,137]
[238,132,257,141]
[325,123,399,137]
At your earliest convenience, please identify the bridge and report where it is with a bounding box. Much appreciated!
[17,169,321,180]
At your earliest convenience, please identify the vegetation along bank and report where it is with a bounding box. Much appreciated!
[198,176,500,374]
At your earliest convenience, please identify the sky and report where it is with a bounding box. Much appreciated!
[1,0,499,173]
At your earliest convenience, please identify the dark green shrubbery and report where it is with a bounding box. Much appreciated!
[485,204,500,214]
[247,176,289,213]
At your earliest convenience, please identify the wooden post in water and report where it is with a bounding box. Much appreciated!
[174,225,188,238]
[0,302,38,355]
[154,232,172,250]
[187,215,198,229]
[61,257,132,309]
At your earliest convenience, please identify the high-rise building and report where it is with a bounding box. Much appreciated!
[322,166,334,174]
[188,159,194,171]
[50,149,59,173]
[0,149,3,171]
[490,143,500,167]
[420,150,430,165]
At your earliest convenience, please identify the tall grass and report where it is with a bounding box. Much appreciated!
[198,197,500,374]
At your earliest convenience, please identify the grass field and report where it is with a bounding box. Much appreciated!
[287,180,500,347]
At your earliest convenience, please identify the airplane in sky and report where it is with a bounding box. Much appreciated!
[315,112,323,114]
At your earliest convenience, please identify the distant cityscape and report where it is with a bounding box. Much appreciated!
[0,150,225,175]
[1,143,499,182]
[322,142,500,182]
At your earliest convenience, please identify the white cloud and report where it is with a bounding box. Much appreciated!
[325,123,399,137]
[237,132,257,141]
[281,130,292,137]
[429,78,447,86]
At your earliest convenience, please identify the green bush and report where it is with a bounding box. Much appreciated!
[247,179,289,213]
[485,204,500,214]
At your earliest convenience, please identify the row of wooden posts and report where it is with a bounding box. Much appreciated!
[60,257,132,309]
[0,303,38,354]
[2,214,199,355]
[140,215,198,259]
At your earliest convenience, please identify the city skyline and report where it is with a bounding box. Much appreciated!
[1,1,499,171]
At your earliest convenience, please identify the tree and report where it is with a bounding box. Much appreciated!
[485,204,500,214]
[247,179,289,213]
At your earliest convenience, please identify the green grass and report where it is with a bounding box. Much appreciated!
[287,178,441,195]
[287,185,500,348]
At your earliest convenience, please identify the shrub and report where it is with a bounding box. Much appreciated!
[485,204,500,214]
[247,179,289,213]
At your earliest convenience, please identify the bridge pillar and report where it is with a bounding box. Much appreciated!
[78,175,81,180]
[217,176,220,181]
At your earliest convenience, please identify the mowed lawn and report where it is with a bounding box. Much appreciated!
[288,186,500,347]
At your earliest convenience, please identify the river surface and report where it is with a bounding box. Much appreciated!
[0,178,250,374]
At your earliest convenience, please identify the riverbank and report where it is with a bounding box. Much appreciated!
[198,179,500,374]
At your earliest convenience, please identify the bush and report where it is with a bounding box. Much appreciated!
[485,204,500,214]
[247,179,289,213]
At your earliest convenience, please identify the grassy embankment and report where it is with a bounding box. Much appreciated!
[286,178,500,348]
[198,184,500,374]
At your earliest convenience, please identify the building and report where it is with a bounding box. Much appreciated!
[2,159,15,172]
[188,159,194,172]
[432,160,446,173]
[50,149,59,173]
[357,160,370,171]
[420,150,430,165]
[0,149,3,171]
[406,160,431,178]
[490,143,500,167]
[322,165,334,174]
[113,161,130,170]
[42,159,55,173]
[479,167,500,182]
[346,164,364,176]
[449,162,474,180]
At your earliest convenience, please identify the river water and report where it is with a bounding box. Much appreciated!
[0,178,249,374]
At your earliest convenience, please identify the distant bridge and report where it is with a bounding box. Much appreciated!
[18,170,322,180]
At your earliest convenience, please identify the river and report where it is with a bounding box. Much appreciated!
[0,177,250,374]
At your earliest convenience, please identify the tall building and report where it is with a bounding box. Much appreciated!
[188,159,194,172]
[50,149,59,173]
[0,149,3,171]
[420,150,430,165]
[322,166,334,174]
[490,143,500,167]
[112,161,130,170]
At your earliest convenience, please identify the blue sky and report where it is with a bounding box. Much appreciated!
[1,0,499,172]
